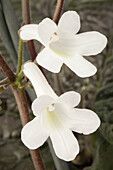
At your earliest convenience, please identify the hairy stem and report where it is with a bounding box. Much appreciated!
[22,0,37,61]
[53,0,64,24]
[0,54,15,82]
[12,85,45,170]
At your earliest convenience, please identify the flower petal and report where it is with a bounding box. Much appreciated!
[50,128,79,161]
[69,108,100,135]
[21,117,49,149]
[19,24,39,41]
[49,37,77,57]
[38,18,57,46]
[56,91,81,108]
[32,95,55,116]
[64,54,97,77]
[36,47,63,73]
[50,31,107,57]
[58,11,80,37]
[23,62,57,98]
[74,31,107,56]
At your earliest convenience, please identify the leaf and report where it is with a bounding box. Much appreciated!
[85,135,113,170]
[1,0,19,54]
[0,0,30,64]
[0,5,17,65]
[85,55,113,170]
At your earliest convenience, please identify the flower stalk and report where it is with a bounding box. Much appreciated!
[16,38,24,87]
[17,70,24,86]
[16,38,23,76]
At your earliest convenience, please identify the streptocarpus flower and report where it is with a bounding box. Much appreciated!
[19,11,107,78]
[22,62,100,161]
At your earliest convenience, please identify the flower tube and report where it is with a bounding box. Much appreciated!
[23,62,57,98]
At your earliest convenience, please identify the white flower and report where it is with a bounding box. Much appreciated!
[22,62,100,161]
[19,11,107,78]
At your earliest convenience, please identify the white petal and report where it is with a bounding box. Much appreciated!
[19,24,40,41]
[50,128,79,161]
[64,54,97,78]
[56,91,81,108]
[58,11,80,37]
[49,37,76,57]
[21,117,49,149]
[32,95,54,116]
[38,18,57,46]
[74,31,107,56]
[23,62,57,98]
[50,31,107,57]
[54,103,70,122]
[69,109,100,135]
[36,47,63,73]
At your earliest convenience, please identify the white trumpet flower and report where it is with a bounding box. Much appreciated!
[19,11,107,78]
[21,62,100,161]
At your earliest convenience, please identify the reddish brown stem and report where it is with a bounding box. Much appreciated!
[28,41,37,61]
[0,54,15,82]
[22,0,37,61]
[22,0,30,24]
[30,150,45,170]
[12,85,45,170]
[53,0,64,24]
[12,86,30,125]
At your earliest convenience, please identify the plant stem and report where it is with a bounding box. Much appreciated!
[22,0,30,24]
[16,38,23,75]
[12,86,30,125]
[0,77,10,85]
[17,70,24,84]
[22,0,37,61]
[53,0,64,24]
[0,54,15,82]
[12,85,45,170]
